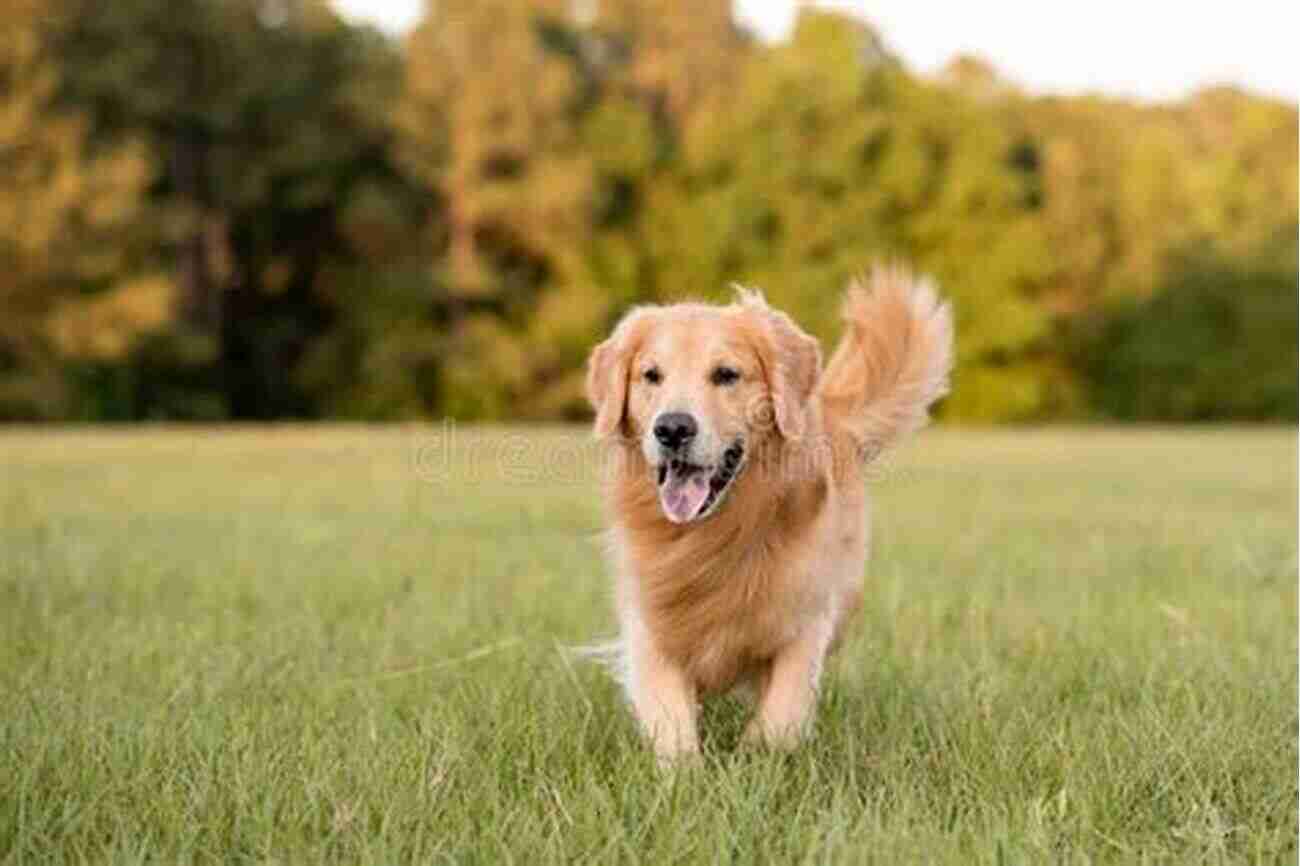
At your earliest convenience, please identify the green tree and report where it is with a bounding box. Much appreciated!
[641,11,1052,420]
[596,0,741,125]
[395,0,652,418]
[55,0,414,418]
[1078,232,1297,421]
[1021,87,1297,310]
[0,0,151,418]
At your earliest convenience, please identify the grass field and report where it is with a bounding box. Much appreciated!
[1,426,1295,864]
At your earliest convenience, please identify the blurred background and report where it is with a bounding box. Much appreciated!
[1,0,1294,424]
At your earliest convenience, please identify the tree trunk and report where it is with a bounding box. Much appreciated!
[173,125,222,334]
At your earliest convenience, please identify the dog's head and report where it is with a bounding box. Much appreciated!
[586,290,821,524]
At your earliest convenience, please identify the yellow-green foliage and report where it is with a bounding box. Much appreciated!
[652,15,1053,421]
[0,1,151,417]
[0,1,1294,422]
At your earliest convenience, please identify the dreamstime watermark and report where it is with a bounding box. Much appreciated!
[409,417,923,489]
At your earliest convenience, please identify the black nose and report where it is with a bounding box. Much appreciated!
[653,412,697,451]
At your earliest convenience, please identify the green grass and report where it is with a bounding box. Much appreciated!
[1,426,1296,864]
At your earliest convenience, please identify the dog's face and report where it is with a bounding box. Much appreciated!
[587,292,821,524]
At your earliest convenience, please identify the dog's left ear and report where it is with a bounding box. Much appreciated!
[739,289,822,440]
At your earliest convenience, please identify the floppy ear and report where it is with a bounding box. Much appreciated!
[586,308,653,439]
[739,289,822,440]
[585,335,628,438]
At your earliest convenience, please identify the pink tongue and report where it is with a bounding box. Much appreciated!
[659,472,711,523]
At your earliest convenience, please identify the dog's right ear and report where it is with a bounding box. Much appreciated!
[586,308,653,439]
[585,337,626,438]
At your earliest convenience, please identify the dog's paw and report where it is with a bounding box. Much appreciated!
[741,719,806,751]
[652,746,702,772]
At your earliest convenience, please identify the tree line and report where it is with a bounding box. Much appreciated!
[1,0,1295,423]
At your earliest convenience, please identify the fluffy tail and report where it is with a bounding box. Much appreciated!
[818,264,954,458]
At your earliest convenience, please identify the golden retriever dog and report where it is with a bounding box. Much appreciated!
[584,264,953,761]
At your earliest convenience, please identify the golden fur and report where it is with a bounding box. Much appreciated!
[585,264,953,759]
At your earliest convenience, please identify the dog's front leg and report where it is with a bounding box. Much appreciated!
[625,634,698,763]
[743,618,833,749]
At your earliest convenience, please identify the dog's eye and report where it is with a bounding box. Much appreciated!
[710,366,740,386]
[643,367,662,385]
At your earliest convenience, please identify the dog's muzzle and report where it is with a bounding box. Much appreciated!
[654,438,746,524]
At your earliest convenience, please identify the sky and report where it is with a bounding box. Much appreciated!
[330,0,1297,104]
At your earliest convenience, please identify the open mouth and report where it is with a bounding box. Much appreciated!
[655,440,746,524]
